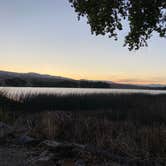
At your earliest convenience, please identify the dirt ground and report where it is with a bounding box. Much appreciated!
[0,144,40,166]
[0,144,121,166]
[0,146,27,166]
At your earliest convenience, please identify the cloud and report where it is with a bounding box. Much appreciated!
[116,77,166,85]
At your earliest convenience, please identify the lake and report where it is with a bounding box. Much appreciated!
[1,87,166,99]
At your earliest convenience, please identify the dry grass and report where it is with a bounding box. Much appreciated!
[1,90,166,125]
[9,111,166,160]
[1,90,166,161]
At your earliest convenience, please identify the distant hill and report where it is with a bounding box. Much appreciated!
[0,70,165,89]
[0,71,110,88]
[0,71,70,80]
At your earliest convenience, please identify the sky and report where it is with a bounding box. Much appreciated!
[0,0,166,85]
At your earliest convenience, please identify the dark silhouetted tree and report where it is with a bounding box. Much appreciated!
[69,0,166,50]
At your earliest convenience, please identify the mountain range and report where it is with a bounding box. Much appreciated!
[0,70,165,90]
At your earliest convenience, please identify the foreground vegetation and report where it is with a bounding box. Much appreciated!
[1,90,166,164]
[1,90,166,124]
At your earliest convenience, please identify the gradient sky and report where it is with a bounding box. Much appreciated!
[0,0,166,84]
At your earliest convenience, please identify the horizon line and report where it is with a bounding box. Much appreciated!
[1,69,166,86]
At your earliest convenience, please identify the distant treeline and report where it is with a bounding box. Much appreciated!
[0,77,110,88]
[1,76,166,90]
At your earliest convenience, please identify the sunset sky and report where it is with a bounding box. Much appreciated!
[0,0,166,85]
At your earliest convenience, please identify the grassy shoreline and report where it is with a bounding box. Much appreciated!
[1,90,166,161]
[1,90,166,124]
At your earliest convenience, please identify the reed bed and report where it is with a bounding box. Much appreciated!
[4,110,166,161]
[1,90,166,124]
[1,89,166,161]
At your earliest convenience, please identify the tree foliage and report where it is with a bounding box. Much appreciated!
[69,0,166,50]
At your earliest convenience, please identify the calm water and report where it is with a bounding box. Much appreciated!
[1,87,166,99]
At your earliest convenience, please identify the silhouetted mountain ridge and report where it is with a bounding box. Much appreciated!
[0,70,165,89]
[0,71,110,88]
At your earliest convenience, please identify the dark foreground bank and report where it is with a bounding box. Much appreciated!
[1,91,166,165]
[1,111,166,166]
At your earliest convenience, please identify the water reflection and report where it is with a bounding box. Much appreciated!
[1,87,166,100]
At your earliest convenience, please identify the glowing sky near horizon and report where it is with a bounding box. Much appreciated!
[0,0,166,84]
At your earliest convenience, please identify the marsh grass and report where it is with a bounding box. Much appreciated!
[1,90,166,160]
[1,90,166,124]
[11,111,166,159]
